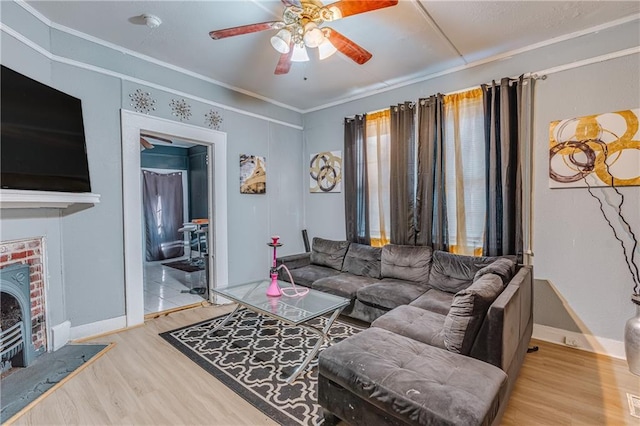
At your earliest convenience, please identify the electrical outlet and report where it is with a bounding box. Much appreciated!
[564,336,579,347]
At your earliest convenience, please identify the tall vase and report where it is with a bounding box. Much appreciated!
[625,294,640,376]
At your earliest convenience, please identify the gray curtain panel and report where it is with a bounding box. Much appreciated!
[142,170,185,261]
[481,76,531,257]
[390,102,417,245]
[416,95,448,250]
[344,115,370,245]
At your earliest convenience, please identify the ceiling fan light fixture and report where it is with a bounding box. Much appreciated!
[270,29,292,54]
[318,37,337,60]
[303,22,324,48]
[291,44,310,62]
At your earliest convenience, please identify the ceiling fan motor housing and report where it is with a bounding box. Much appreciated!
[283,0,337,47]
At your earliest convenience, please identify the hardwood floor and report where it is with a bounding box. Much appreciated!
[10,304,640,425]
[502,339,640,425]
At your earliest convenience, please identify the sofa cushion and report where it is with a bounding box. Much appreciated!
[428,250,515,294]
[318,327,508,426]
[409,288,454,315]
[310,238,350,271]
[342,243,382,279]
[372,305,446,349]
[474,257,517,285]
[381,244,432,283]
[443,273,504,355]
[349,300,390,324]
[356,279,428,311]
[285,264,341,288]
[312,273,379,299]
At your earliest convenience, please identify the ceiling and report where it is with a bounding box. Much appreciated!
[25,1,640,112]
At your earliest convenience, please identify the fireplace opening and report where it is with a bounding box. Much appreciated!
[0,263,35,375]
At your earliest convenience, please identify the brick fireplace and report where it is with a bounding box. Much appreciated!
[0,238,47,357]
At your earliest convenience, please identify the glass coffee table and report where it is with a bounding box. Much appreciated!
[207,279,350,384]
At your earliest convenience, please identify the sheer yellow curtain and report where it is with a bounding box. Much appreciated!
[366,110,391,247]
[443,88,485,255]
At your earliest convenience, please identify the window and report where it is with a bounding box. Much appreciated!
[443,89,486,255]
[365,110,391,247]
[351,88,487,252]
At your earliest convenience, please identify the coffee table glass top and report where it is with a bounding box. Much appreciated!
[213,279,350,325]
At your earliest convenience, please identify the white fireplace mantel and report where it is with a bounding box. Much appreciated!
[0,189,101,209]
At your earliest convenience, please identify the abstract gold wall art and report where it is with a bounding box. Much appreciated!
[549,108,640,188]
[310,151,342,193]
[240,154,266,194]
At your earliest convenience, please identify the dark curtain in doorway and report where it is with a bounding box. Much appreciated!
[142,170,185,261]
[344,115,370,245]
[416,95,448,250]
[389,102,416,245]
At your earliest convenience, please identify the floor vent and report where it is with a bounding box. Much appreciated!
[628,393,640,419]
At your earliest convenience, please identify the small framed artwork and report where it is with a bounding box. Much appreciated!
[240,154,266,194]
[310,150,342,193]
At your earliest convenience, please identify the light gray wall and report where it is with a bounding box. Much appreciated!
[533,54,639,341]
[2,0,638,347]
[53,62,126,326]
[0,1,304,329]
[302,21,640,343]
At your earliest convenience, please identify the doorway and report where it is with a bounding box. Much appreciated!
[121,110,228,327]
[140,137,209,316]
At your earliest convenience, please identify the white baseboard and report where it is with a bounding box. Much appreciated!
[51,320,71,351]
[69,315,127,341]
[532,324,626,360]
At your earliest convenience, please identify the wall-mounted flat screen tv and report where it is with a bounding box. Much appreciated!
[1,65,92,193]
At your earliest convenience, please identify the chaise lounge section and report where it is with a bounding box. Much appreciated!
[277,237,533,425]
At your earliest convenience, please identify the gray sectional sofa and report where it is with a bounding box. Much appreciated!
[277,237,533,426]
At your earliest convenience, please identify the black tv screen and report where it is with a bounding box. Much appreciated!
[1,65,92,193]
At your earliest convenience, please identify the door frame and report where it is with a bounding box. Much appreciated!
[121,110,228,327]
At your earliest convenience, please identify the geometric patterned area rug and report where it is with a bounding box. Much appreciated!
[159,309,364,425]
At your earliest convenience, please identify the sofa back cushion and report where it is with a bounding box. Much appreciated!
[428,250,516,294]
[381,244,432,284]
[443,273,504,355]
[474,258,517,285]
[310,238,350,271]
[342,243,382,278]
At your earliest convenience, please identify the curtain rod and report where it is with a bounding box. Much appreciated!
[443,73,547,96]
[344,73,545,121]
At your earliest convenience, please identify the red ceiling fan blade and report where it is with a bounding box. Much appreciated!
[324,0,398,20]
[209,21,282,40]
[140,133,173,144]
[274,42,295,75]
[140,137,155,150]
[324,28,372,65]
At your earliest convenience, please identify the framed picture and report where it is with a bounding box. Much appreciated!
[310,151,342,193]
[549,108,640,188]
[240,154,266,194]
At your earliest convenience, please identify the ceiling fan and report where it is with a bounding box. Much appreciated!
[209,0,399,75]
[140,132,173,150]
